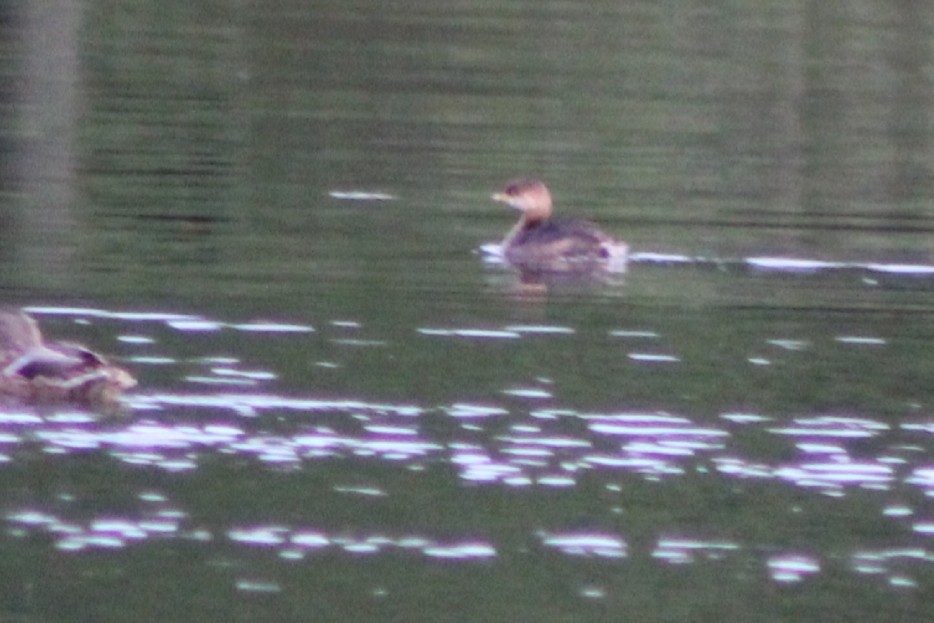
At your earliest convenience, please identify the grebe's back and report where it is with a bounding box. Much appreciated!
[490,179,627,269]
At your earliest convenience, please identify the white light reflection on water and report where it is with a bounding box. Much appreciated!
[185,376,261,387]
[502,387,553,399]
[504,325,575,335]
[229,526,288,546]
[417,327,521,340]
[166,319,224,332]
[608,329,661,339]
[3,390,931,501]
[451,443,527,484]
[235,580,282,594]
[327,190,395,201]
[8,507,498,561]
[210,368,278,381]
[835,336,886,346]
[580,586,606,599]
[744,257,934,276]
[768,416,888,439]
[7,508,188,551]
[128,393,423,417]
[117,335,156,345]
[852,548,934,587]
[720,412,772,424]
[230,526,496,560]
[24,307,198,322]
[767,553,821,583]
[443,403,509,419]
[586,415,727,439]
[232,322,313,333]
[905,468,934,496]
[652,538,740,565]
[882,505,914,517]
[627,353,681,363]
[714,456,897,492]
[333,485,387,497]
[773,461,894,489]
[26,306,314,336]
[539,532,628,558]
[12,305,934,594]
[746,257,843,272]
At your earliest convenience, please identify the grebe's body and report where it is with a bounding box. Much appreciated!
[0,309,136,406]
[491,179,627,270]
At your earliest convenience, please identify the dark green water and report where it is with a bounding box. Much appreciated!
[2,1,934,621]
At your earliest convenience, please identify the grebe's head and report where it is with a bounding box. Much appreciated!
[492,179,553,222]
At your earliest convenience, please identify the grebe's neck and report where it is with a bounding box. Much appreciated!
[521,199,552,223]
[502,213,545,247]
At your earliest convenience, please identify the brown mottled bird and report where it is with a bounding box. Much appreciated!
[491,179,627,269]
[0,309,135,406]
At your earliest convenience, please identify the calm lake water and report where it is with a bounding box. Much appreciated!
[2,1,934,621]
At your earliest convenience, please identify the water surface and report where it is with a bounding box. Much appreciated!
[2,1,934,621]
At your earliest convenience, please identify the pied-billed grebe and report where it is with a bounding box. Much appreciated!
[491,179,627,269]
[0,309,136,406]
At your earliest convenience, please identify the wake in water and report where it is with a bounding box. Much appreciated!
[633,252,934,275]
[481,243,934,278]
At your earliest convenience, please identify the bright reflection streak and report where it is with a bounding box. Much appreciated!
[767,339,809,350]
[423,543,497,559]
[128,394,423,417]
[328,190,395,201]
[864,263,934,274]
[333,485,386,497]
[229,527,288,545]
[851,547,934,584]
[835,336,885,345]
[502,388,552,399]
[769,416,888,439]
[417,328,521,339]
[767,553,821,582]
[168,319,223,332]
[211,368,277,381]
[720,413,771,423]
[504,325,575,335]
[7,507,185,551]
[906,468,934,494]
[590,423,726,437]
[236,580,282,594]
[746,257,843,271]
[796,443,847,455]
[444,403,509,419]
[118,335,155,344]
[627,353,680,363]
[653,538,740,564]
[774,462,894,488]
[539,532,627,558]
[6,510,497,561]
[185,376,258,387]
[627,252,692,264]
[580,586,606,599]
[230,526,497,560]
[609,329,660,338]
[882,506,913,517]
[24,307,197,321]
[231,323,313,333]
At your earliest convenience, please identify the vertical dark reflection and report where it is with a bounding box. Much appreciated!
[3,1,81,288]
[0,2,13,233]
[887,3,934,210]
